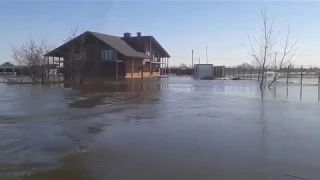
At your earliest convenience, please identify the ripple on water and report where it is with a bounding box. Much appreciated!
[1,79,320,180]
[0,115,16,124]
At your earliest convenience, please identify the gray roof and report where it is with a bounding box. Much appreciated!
[122,36,170,58]
[0,62,15,67]
[45,31,150,59]
[89,32,150,59]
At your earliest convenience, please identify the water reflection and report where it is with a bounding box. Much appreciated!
[23,153,94,180]
[260,89,264,100]
[69,95,105,108]
[66,78,168,93]
[272,85,277,99]
[286,85,289,100]
[1,78,320,180]
[0,79,168,180]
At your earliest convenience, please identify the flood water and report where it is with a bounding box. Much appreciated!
[1,77,320,180]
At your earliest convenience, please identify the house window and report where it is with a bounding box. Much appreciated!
[101,49,115,61]
[75,51,85,61]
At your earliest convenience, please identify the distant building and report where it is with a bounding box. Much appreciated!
[0,62,16,74]
[0,61,56,76]
[45,31,170,81]
[193,64,214,80]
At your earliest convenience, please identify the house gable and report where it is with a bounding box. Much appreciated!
[45,31,150,59]
[122,36,170,58]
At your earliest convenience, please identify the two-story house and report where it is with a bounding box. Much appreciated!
[45,31,170,81]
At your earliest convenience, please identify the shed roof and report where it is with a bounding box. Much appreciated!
[0,62,15,67]
[89,32,150,59]
[122,36,170,58]
[45,31,150,59]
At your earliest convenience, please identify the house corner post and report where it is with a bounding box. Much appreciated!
[160,58,162,75]
[149,37,152,76]
[167,58,170,75]
[115,50,118,79]
[141,59,143,78]
[131,58,134,77]
[164,58,167,75]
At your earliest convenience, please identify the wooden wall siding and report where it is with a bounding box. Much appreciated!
[98,62,125,77]
[62,34,160,80]
[124,59,143,77]
[85,37,100,77]
[144,39,150,54]
[63,54,71,81]
[142,72,151,77]
[143,62,150,72]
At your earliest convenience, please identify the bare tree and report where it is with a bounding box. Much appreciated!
[39,39,53,85]
[63,27,86,85]
[12,38,52,84]
[246,8,277,89]
[64,27,78,84]
[179,63,187,69]
[247,8,297,89]
[237,62,252,69]
[13,39,37,83]
[268,26,297,88]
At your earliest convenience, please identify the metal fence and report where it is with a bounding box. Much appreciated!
[167,65,320,100]
[167,66,320,86]
[224,66,320,85]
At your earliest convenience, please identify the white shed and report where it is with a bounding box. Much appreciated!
[193,64,213,79]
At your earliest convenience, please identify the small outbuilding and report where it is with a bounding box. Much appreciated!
[193,64,214,80]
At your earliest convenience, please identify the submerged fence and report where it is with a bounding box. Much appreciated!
[168,66,320,85]
[168,66,225,78]
[168,65,320,100]
[224,66,320,85]
[225,65,320,101]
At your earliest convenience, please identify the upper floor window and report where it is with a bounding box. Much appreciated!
[101,49,115,61]
[75,51,85,61]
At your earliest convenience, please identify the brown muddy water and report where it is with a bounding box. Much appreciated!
[1,77,320,180]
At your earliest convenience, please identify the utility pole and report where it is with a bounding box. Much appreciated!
[206,46,208,64]
[274,52,277,70]
[192,50,194,69]
[199,57,200,64]
[274,52,277,82]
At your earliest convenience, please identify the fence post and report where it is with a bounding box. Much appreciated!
[265,73,267,87]
[318,72,320,102]
[287,65,289,84]
[250,67,252,80]
[300,65,303,100]
[233,67,235,78]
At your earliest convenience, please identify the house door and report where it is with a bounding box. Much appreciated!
[117,62,125,77]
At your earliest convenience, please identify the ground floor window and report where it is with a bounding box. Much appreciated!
[101,49,115,61]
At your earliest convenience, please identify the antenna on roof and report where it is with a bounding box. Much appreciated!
[206,46,208,64]
[192,50,194,68]
[124,32,131,38]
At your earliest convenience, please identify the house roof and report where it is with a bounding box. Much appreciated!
[0,62,15,67]
[89,31,150,59]
[122,36,170,58]
[45,31,151,59]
